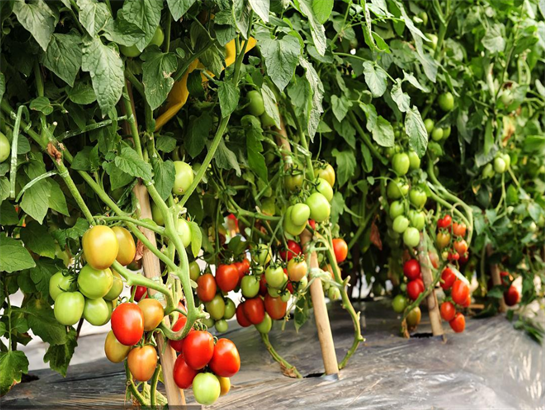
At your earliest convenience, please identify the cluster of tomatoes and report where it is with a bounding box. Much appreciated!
[439,267,471,333]
[391,259,425,328]
[435,214,469,262]
[50,225,135,327]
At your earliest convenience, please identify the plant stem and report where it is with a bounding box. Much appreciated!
[123,82,143,158]
[348,111,388,165]
[260,333,302,378]
[150,364,161,406]
[97,215,165,235]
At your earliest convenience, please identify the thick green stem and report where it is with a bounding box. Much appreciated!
[347,203,379,250]
[261,333,302,378]
[123,82,143,157]
[348,111,388,165]
[150,364,161,406]
[98,215,165,235]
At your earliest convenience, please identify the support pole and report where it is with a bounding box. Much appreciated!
[134,183,186,405]
[417,235,445,338]
[487,244,507,313]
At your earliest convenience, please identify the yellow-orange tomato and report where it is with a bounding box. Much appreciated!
[112,226,136,266]
[104,330,131,363]
[127,345,158,382]
[138,298,164,331]
[218,376,231,396]
[83,226,119,269]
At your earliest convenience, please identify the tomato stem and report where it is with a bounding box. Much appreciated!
[260,333,302,378]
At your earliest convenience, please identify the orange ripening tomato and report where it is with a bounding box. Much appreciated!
[449,313,465,333]
[332,238,348,263]
[216,264,239,293]
[197,273,217,303]
[127,345,157,382]
[112,226,136,266]
[82,226,119,269]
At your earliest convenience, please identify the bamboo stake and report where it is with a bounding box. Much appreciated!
[275,118,339,376]
[487,244,507,313]
[134,183,186,405]
[417,234,445,338]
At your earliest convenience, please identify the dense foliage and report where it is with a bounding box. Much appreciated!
[0,0,544,405]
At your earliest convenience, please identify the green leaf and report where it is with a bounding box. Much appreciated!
[362,62,387,97]
[0,178,9,204]
[51,218,90,247]
[68,82,96,105]
[30,96,53,115]
[0,236,36,273]
[371,116,394,147]
[82,37,124,115]
[249,0,269,22]
[540,0,545,19]
[261,83,281,128]
[29,259,59,297]
[403,71,430,92]
[312,0,333,24]
[242,115,268,182]
[332,148,356,187]
[156,136,177,153]
[330,191,345,225]
[152,159,175,201]
[333,118,356,149]
[167,0,196,20]
[360,143,373,173]
[142,49,177,110]
[299,57,324,139]
[24,298,69,345]
[77,0,112,37]
[256,33,301,91]
[391,80,410,113]
[0,351,29,396]
[214,139,241,176]
[0,72,5,102]
[483,24,506,54]
[232,0,251,39]
[405,106,428,157]
[20,221,56,259]
[114,147,153,182]
[21,179,51,224]
[218,81,240,118]
[42,32,82,87]
[44,329,77,377]
[186,113,212,158]
[71,146,93,171]
[295,0,327,56]
[13,0,56,51]
[188,221,203,258]
[0,202,19,226]
[331,95,351,122]
[117,0,163,51]
[48,180,69,217]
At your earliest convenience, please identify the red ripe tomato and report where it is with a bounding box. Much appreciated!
[264,294,287,320]
[407,279,424,300]
[236,303,252,327]
[459,252,469,265]
[448,252,460,261]
[504,285,520,306]
[460,294,471,308]
[454,239,468,256]
[279,240,302,262]
[259,275,267,296]
[499,271,510,285]
[452,222,467,237]
[173,354,198,389]
[234,259,251,279]
[197,273,217,303]
[332,238,348,263]
[451,280,470,305]
[216,264,239,292]
[182,331,215,370]
[243,298,265,325]
[438,214,452,229]
[440,268,456,290]
[308,219,316,230]
[209,338,241,377]
[403,259,421,280]
[449,312,465,333]
[132,285,147,301]
[169,316,188,352]
[111,303,144,346]
[440,302,456,321]
[286,281,294,294]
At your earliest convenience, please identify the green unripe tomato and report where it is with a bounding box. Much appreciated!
[215,319,228,333]
[241,275,260,298]
[247,90,265,117]
[482,163,495,179]
[417,11,428,25]
[151,202,164,226]
[54,291,85,326]
[424,119,435,135]
[387,178,409,200]
[408,151,421,170]
[438,92,455,112]
[83,297,111,326]
[265,265,285,289]
[494,157,506,174]
[393,215,410,234]
[409,188,427,209]
[205,295,226,320]
[192,373,221,406]
[189,261,200,282]
[403,227,420,247]
[305,192,331,222]
[261,112,276,128]
[267,287,282,297]
[314,178,334,202]
[442,126,451,139]
[120,44,141,58]
[253,244,272,266]
[408,210,426,231]
[78,265,113,299]
[176,219,192,248]
[392,153,410,176]
[501,153,511,169]
[202,317,215,329]
[0,132,11,162]
[49,271,77,301]
[500,89,513,106]
[428,34,438,50]
[223,298,236,319]
[280,292,291,303]
[400,283,407,292]
[290,203,311,226]
[328,287,341,301]
[173,161,194,195]
[104,271,123,301]
[149,27,164,47]
[389,201,405,219]
[392,294,408,313]
[506,185,519,205]
[255,312,272,333]
[431,127,444,141]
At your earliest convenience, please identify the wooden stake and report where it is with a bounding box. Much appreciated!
[275,118,339,376]
[133,183,186,406]
[487,244,507,313]
[417,235,445,338]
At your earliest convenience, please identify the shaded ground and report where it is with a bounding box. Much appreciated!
[2,300,544,409]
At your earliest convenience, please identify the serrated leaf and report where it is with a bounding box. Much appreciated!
[82,37,124,115]
[391,80,410,113]
[44,329,77,377]
[20,221,56,259]
[312,0,333,24]
[249,0,269,22]
[24,298,69,345]
[68,82,96,105]
[214,139,241,176]
[232,0,251,39]
[332,148,356,187]
[13,0,56,51]
[0,202,19,226]
[299,57,324,139]
[51,218,90,248]
[186,113,212,158]
[405,106,428,157]
[142,49,177,110]
[117,0,163,50]
[371,116,394,147]
[242,115,268,182]
[114,147,153,182]
[0,351,29,396]
[0,236,36,273]
[362,62,387,97]
[48,180,69,217]
[152,159,175,201]
[333,118,356,149]
[167,0,197,20]
[30,96,53,115]
[483,24,506,54]
[189,221,203,258]
[296,0,327,56]
[21,179,51,225]
[261,83,280,128]
[218,81,240,118]
[77,0,112,37]
[42,32,82,87]
[29,259,59,297]
[256,33,301,91]
[156,136,177,153]
[331,95,351,122]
